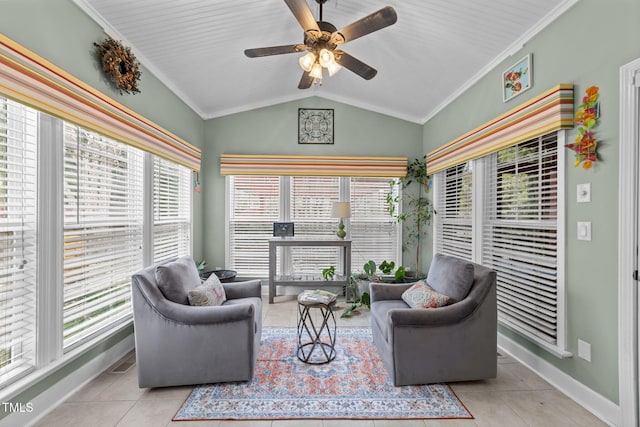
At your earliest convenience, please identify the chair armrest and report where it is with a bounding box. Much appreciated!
[152,298,255,325]
[224,279,262,300]
[370,283,413,302]
[388,298,478,327]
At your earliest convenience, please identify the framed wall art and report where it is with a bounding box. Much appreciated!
[502,54,532,102]
[298,108,334,144]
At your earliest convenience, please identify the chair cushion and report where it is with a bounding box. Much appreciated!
[426,253,475,302]
[371,300,409,343]
[188,273,227,306]
[155,256,201,305]
[401,280,452,308]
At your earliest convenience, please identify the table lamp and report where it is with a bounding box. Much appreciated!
[331,202,351,239]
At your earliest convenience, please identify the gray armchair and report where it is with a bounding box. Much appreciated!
[131,259,262,388]
[370,254,497,386]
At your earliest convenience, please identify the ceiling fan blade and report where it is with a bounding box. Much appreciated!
[284,0,321,35]
[298,71,314,89]
[331,6,397,45]
[244,44,306,58]
[334,50,377,80]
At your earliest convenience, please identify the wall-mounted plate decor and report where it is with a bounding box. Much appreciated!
[502,54,532,102]
[298,108,334,144]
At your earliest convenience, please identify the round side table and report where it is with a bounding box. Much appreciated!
[296,295,337,364]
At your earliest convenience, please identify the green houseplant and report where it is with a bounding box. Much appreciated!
[386,156,433,275]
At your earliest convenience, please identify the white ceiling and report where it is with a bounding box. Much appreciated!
[74,0,577,124]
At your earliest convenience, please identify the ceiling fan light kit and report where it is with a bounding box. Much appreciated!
[244,0,397,89]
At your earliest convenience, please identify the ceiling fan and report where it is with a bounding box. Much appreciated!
[244,0,397,89]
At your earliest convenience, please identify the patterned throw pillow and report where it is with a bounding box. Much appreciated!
[401,280,452,309]
[188,273,227,306]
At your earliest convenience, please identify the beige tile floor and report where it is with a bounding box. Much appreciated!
[36,293,607,427]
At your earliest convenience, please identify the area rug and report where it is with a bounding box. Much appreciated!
[174,327,472,421]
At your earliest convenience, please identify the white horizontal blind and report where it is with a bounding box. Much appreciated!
[228,176,280,276]
[0,98,37,385]
[350,177,399,269]
[483,134,559,344]
[289,176,340,274]
[153,156,191,263]
[63,123,144,350]
[435,162,473,261]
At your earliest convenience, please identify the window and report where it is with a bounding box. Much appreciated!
[484,135,560,346]
[350,177,400,268]
[153,156,192,263]
[434,132,565,355]
[227,175,400,277]
[0,98,37,384]
[228,176,280,276]
[62,123,144,350]
[434,162,473,261]
[289,176,340,274]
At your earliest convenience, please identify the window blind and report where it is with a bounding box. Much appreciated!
[483,134,559,344]
[153,156,192,263]
[435,162,473,261]
[228,176,280,276]
[0,98,37,383]
[350,177,400,269]
[289,176,340,274]
[63,123,144,350]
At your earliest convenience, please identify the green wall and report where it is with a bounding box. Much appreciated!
[423,0,640,403]
[202,97,423,269]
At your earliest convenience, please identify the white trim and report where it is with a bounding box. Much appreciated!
[0,332,134,427]
[143,152,154,267]
[618,57,640,427]
[498,332,619,427]
[556,130,568,353]
[37,113,64,365]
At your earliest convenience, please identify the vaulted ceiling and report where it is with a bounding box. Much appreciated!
[74,0,577,123]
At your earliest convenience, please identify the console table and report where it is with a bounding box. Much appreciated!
[268,238,351,304]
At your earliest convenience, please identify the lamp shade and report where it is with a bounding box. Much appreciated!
[331,202,351,218]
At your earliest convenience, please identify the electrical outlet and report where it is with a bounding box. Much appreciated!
[577,221,591,241]
[578,339,592,362]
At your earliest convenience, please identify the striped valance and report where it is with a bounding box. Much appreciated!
[0,34,201,171]
[426,84,574,175]
[220,154,408,177]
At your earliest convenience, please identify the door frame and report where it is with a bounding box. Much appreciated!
[618,57,640,427]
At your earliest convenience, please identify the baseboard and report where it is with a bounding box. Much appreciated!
[0,334,135,427]
[498,333,620,426]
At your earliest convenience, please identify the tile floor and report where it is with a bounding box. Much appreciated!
[35,293,608,427]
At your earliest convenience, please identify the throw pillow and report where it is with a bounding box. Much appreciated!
[426,253,474,302]
[401,280,452,309]
[155,256,201,305]
[188,273,227,306]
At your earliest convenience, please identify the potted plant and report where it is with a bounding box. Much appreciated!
[386,156,433,275]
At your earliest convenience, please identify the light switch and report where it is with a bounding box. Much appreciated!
[577,183,591,203]
[577,221,591,241]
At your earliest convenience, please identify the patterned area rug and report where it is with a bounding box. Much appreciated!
[174,327,472,420]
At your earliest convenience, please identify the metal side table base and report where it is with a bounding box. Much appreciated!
[296,299,337,365]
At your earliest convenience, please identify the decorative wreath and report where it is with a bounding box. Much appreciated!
[94,37,141,95]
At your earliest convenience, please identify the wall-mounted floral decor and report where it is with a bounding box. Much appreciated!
[94,37,142,95]
[566,86,599,169]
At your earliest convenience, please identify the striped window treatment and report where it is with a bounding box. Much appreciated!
[0,34,200,171]
[426,85,573,175]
